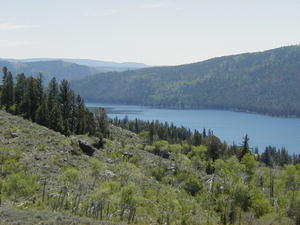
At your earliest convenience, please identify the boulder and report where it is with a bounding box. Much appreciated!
[78,140,97,156]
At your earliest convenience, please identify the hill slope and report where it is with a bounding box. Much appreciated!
[0,110,186,224]
[71,45,300,117]
[0,60,99,82]
[1,109,300,224]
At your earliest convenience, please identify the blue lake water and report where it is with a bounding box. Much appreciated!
[86,102,300,154]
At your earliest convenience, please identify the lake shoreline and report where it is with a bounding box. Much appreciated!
[86,102,300,154]
[86,101,300,120]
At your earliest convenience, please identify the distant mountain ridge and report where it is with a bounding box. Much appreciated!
[0,59,99,82]
[3,58,148,69]
[0,58,148,82]
[71,45,300,117]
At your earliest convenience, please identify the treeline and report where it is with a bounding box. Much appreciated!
[112,116,300,166]
[0,67,97,136]
[260,146,300,167]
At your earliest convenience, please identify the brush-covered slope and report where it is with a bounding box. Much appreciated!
[71,45,300,117]
[1,110,299,224]
[0,60,98,82]
[0,110,201,224]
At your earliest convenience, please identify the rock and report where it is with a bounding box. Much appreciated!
[167,166,176,172]
[10,132,18,138]
[160,150,170,159]
[123,152,133,158]
[34,155,41,160]
[63,158,75,167]
[106,158,113,164]
[104,169,116,177]
[78,140,97,156]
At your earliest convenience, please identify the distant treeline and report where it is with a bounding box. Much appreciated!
[112,116,300,166]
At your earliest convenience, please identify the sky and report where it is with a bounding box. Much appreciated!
[0,0,299,65]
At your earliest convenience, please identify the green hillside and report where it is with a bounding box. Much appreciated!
[71,45,300,117]
[1,109,300,224]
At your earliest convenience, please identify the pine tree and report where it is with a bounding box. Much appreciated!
[207,136,221,161]
[62,119,71,136]
[0,71,14,109]
[47,77,59,112]
[14,73,26,106]
[36,73,44,105]
[149,122,155,143]
[95,108,110,138]
[69,92,77,133]
[59,79,72,120]
[20,77,39,121]
[35,97,49,126]
[75,94,86,134]
[193,130,202,146]
[134,118,139,133]
[86,110,96,135]
[0,67,7,102]
[49,103,64,133]
[240,134,250,160]
[202,128,207,138]
[59,80,73,135]
[2,67,8,83]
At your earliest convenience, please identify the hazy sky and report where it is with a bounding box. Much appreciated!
[1,0,299,65]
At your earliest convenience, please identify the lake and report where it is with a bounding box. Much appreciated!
[86,102,300,154]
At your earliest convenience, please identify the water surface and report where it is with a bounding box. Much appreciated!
[87,103,300,154]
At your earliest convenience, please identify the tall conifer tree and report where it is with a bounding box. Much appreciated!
[35,96,49,126]
[47,77,59,112]
[20,77,39,121]
[14,73,26,106]
[0,71,14,109]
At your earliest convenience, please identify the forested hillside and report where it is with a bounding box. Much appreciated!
[71,45,300,117]
[0,60,98,82]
